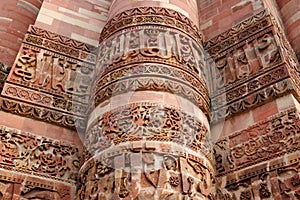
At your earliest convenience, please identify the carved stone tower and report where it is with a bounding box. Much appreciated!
[0,0,299,199]
[77,1,214,199]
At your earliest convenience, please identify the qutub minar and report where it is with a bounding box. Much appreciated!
[0,0,299,199]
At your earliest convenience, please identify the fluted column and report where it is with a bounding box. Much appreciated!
[78,0,214,199]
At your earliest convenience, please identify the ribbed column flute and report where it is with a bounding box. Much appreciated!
[77,1,214,199]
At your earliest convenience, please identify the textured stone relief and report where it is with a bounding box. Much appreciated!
[26,25,96,62]
[205,9,272,56]
[0,169,76,200]
[0,125,81,181]
[219,156,300,200]
[214,108,300,175]
[0,97,84,129]
[0,62,11,92]
[85,103,211,158]
[100,7,203,44]
[205,9,300,122]
[0,26,96,129]
[97,26,205,79]
[10,44,93,99]
[95,13,209,118]
[77,152,214,200]
[94,63,209,117]
[82,5,213,200]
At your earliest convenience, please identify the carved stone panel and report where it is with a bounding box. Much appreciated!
[78,152,214,200]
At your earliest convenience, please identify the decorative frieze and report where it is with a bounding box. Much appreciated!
[214,108,300,176]
[26,25,96,62]
[0,169,76,199]
[77,152,214,200]
[0,125,81,182]
[1,26,96,129]
[205,9,300,122]
[95,11,209,116]
[100,7,203,44]
[85,102,211,159]
[216,152,300,200]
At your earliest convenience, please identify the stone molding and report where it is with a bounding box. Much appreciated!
[214,108,300,176]
[205,9,300,123]
[85,102,211,159]
[99,6,203,44]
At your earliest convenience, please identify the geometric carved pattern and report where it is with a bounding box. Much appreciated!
[214,108,300,176]
[0,125,81,182]
[205,9,300,123]
[0,97,84,129]
[85,103,211,159]
[100,7,203,44]
[94,63,209,117]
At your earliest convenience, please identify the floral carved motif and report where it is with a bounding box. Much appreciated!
[85,103,211,158]
[214,108,300,175]
[0,125,81,182]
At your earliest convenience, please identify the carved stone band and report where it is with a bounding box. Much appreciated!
[93,63,210,117]
[97,25,206,79]
[99,7,202,44]
[214,108,300,175]
[78,151,214,200]
[0,125,81,182]
[85,103,211,157]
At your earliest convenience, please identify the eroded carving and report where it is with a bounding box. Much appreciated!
[77,152,214,200]
[0,125,81,181]
[85,103,210,158]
